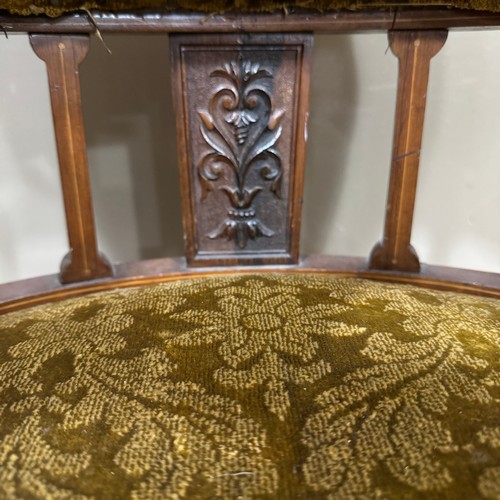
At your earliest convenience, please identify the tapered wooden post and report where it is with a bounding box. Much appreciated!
[30,34,112,283]
[369,30,447,272]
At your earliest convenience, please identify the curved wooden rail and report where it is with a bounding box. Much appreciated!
[2,8,500,34]
[1,256,499,314]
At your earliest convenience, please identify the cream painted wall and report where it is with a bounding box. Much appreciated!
[0,31,498,283]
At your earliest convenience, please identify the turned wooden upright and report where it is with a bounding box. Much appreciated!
[369,30,448,272]
[30,34,112,283]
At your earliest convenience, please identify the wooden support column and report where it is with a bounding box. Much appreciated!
[369,30,447,272]
[30,34,112,283]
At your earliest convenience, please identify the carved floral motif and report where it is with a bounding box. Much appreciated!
[197,57,284,249]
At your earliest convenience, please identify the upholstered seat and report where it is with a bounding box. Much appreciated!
[1,0,500,497]
[1,274,498,498]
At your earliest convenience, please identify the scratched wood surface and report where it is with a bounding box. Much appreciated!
[369,30,448,272]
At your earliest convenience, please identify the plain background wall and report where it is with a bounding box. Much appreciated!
[0,31,499,283]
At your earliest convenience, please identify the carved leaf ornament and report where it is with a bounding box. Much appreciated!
[197,57,284,249]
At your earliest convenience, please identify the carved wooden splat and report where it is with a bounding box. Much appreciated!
[170,33,312,266]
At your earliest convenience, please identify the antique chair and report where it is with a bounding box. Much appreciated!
[0,1,499,498]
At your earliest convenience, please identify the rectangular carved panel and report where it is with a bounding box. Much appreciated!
[170,33,312,266]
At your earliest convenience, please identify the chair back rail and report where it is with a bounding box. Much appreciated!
[2,8,500,33]
[1,8,500,311]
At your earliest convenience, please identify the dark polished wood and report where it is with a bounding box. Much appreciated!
[1,255,499,314]
[369,30,448,272]
[30,34,113,283]
[170,33,312,266]
[2,8,500,34]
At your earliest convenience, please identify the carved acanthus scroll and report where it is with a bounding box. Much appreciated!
[171,33,312,266]
[198,58,284,249]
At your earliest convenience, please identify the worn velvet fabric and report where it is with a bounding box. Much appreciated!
[1,0,500,17]
[0,274,499,498]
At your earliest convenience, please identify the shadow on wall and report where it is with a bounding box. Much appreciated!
[80,34,184,263]
[302,35,357,254]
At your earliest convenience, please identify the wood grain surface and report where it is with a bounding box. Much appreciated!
[30,34,113,283]
[170,33,312,266]
[369,30,448,272]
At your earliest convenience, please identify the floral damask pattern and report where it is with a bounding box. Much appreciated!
[0,284,278,498]
[0,274,498,498]
[301,279,500,498]
[170,278,362,420]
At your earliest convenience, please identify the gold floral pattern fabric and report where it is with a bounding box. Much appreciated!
[0,274,499,499]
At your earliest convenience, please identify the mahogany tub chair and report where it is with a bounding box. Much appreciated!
[0,1,499,498]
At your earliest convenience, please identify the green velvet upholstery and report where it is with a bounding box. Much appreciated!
[1,0,500,17]
[1,274,498,498]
